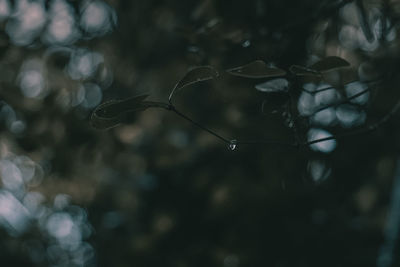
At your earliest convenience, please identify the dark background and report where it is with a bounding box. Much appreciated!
[0,0,399,266]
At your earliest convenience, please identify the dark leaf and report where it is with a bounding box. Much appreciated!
[226,60,286,78]
[169,66,219,102]
[309,56,350,72]
[290,57,350,76]
[289,65,321,76]
[93,95,149,119]
[90,94,151,130]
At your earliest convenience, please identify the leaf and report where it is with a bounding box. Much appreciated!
[90,94,151,130]
[226,60,286,78]
[309,56,350,72]
[289,57,350,76]
[169,66,219,102]
[289,65,321,76]
[94,95,149,119]
[255,78,289,93]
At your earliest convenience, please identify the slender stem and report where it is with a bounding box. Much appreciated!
[238,97,400,148]
[301,78,382,95]
[168,98,400,149]
[310,86,371,116]
[305,98,400,146]
[170,105,231,144]
[302,85,337,94]
[164,77,398,150]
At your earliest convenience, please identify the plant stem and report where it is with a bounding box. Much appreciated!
[167,87,400,150]
[170,105,231,144]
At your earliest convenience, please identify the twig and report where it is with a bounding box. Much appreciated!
[169,105,231,144]
[310,86,371,116]
[304,98,400,146]
[167,93,400,150]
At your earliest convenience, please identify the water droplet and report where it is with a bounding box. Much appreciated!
[228,139,237,151]
[242,40,251,47]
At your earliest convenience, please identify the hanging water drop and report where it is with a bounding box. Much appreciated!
[242,40,251,47]
[228,139,237,151]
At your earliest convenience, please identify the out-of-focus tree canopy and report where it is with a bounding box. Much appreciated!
[1,0,400,266]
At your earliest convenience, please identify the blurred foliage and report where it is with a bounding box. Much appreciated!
[1,0,400,267]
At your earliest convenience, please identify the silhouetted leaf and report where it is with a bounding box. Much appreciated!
[310,56,350,71]
[169,66,219,102]
[289,65,321,76]
[227,60,286,78]
[94,95,149,118]
[290,57,350,76]
[255,78,289,92]
[90,95,151,130]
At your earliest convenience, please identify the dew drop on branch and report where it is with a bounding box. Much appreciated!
[228,140,237,151]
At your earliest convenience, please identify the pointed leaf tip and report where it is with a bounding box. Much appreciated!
[310,56,350,72]
[169,66,219,102]
[227,60,286,78]
[90,94,151,130]
[290,57,350,76]
[93,94,149,119]
[289,65,321,76]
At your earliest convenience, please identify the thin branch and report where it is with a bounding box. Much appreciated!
[305,98,400,146]
[310,86,371,116]
[236,95,400,149]
[302,84,337,95]
[301,78,382,95]
[169,105,231,144]
[167,85,400,150]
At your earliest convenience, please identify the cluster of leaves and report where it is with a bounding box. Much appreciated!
[91,56,387,150]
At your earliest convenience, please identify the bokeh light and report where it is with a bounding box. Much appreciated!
[6,0,46,46]
[0,0,116,264]
[80,1,116,37]
[308,128,337,153]
[0,1,398,266]
[42,0,80,45]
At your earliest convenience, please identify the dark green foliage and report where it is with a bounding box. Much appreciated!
[310,56,350,72]
[1,1,400,267]
[90,95,151,130]
[169,66,219,102]
[226,60,287,78]
[290,56,350,76]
